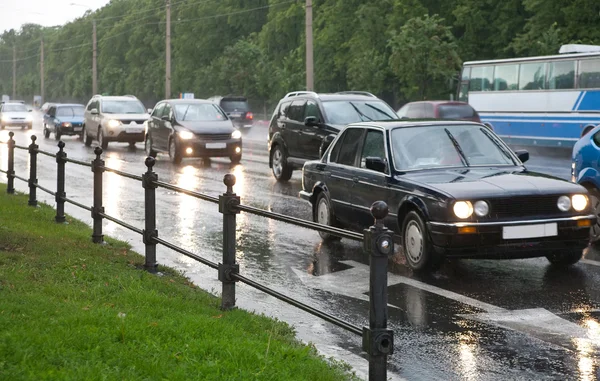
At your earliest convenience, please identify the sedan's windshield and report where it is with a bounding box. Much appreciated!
[391,125,516,170]
[101,100,146,114]
[56,106,85,117]
[322,101,397,125]
[2,104,27,112]
[174,103,227,121]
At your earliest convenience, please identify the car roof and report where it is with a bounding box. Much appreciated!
[56,103,85,107]
[401,100,472,106]
[348,120,484,130]
[95,96,140,101]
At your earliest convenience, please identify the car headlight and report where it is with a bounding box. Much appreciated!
[1,115,9,122]
[231,130,242,139]
[557,195,571,212]
[61,122,72,128]
[453,201,473,219]
[572,194,588,211]
[474,200,489,217]
[25,115,33,122]
[178,130,194,140]
[107,119,121,129]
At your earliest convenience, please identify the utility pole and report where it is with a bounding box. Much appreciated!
[40,38,45,102]
[165,0,171,99]
[12,45,16,99]
[92,19,97,95]
[305,0,314,91]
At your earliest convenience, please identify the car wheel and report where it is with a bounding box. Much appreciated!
[145,134,157,158]
[83,125,92,147]
[313,191,341,241]
[55,126,61,141]
[44,125,50,139]
[27,124,32,130]
[169,137,182,164]
[271,145,292,182]
[97,128,108,150]
[546,251,582,267]
[401,211,442,272]
[585,186,600,245]
[230,154,242,165]
[0,124,4,130]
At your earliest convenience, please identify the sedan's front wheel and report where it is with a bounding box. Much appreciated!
[546,251,582,267]
[145,134,157,158]
[271,145,292,182]
[402,211,443,272]
[169,138,182,164]
[313,191,341,241]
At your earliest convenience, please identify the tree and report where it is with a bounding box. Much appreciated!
[388,14,461,100]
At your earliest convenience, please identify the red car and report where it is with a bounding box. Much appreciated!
[396,101,483,123]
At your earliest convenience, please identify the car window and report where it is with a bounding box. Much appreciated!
[173,103,226,121]
[335,128,364,166]
[304,101,320,121]
[162,104,172,119]
[396,104,409,118]
[278,101,292,119]
[56,107,84,117]
[152,103,165,118]
[322,100,396,125]
[287,100,306,122]
[48,107,56,117]
[423,103,435,117]
[220,99,249,112]
[2,104,27,112]
[87,101,95,111]
[360,130,386,171]
[101,100,146,114]
[438,104,476,119]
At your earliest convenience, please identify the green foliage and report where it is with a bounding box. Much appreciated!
[388,14,461,100]
[0,184,358,380]
[0,0,599,109]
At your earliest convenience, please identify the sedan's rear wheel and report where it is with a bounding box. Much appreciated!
[271,145,292,182]
[402,211,442,272]
[546,251,582,267]
[314,191,341,241]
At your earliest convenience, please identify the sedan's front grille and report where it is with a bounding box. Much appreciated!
[118,119,145,125]
[195,133,231,141]
[488,195,562,218]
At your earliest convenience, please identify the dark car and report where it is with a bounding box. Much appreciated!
[144,99,242,164]
[299,120,595,272]
[396,101,491,127]
[207,95,253,130]
[268,91,397,182]
[43,103,85,140]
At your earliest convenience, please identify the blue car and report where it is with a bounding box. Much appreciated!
[571,123,600,243]
[43,103,86,140]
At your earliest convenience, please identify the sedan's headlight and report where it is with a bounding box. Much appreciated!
[107,119,121,129]
[572,194,588,211]
[61,122,72,128]
[231,130,242,139]
[474,200,489,217]
[453,201,473,219]
[1,115,9,122]
[178,130,194,140]
[557,195,572,211]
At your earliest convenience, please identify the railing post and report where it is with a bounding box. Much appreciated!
[6,132,15,194]
[55,141,67,223]
[91,147,104,244]
[142,156,158,273]
[27,135,38,206]
[362,201,394,381]
[218,174,240,310]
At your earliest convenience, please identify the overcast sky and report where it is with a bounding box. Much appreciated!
[1,0,110,34]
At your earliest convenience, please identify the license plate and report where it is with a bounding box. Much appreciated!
[126,128,143,133]
[74,127,82,131]
[206,142,226,149]
[502,223,557,239]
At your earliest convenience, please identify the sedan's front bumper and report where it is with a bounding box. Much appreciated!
[428,215,596,259]
[179,138,242,158]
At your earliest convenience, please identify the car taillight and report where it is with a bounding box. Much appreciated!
[246,112,253,120]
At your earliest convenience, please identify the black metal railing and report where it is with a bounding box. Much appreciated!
[0,133,395,381]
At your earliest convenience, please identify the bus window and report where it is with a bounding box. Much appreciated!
[579,58,600,89]
[469,66,493,91]
[461,67,471,81]
[548,60,575,89]
[519,62,547,90]
[494,64,519,91]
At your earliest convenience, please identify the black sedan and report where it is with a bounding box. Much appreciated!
[299,121,596,272]
[145,99,242,164]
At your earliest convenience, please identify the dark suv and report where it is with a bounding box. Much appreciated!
[207,95,253,130]
[267,91,397,181]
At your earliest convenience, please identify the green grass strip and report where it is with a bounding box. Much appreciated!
[0,184,358,380]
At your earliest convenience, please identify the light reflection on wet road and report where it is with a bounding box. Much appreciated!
[1,115,600,380]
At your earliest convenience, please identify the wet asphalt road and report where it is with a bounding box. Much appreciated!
[1,115,600,381]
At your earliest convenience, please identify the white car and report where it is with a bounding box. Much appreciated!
[0,102,33,129]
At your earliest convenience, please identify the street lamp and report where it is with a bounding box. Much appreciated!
[70,3,97,95]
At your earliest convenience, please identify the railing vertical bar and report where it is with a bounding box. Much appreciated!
[91,147,104,243]
[7,132,15,194]
[219,174,240,311]
[55,141,67,223]
[27,135,38,206]
[142,157,158,273]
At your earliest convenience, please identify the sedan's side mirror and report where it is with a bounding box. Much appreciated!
[90,108,99,115]
[365,157,387,173]
[515,149,529,163]
[304,116,319,127]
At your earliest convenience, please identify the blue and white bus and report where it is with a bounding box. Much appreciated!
[457,45,600,148]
